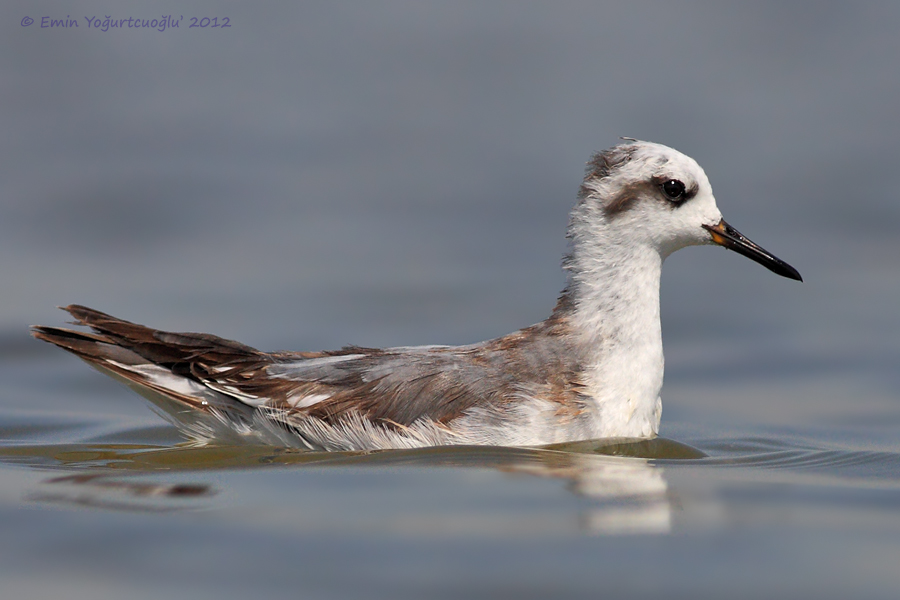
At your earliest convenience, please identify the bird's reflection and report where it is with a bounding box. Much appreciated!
[336,436,702,535]
[29,473,215,513]
[502,450,672,535]
[16,435,701,533]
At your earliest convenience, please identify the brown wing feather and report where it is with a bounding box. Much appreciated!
[302,369,493,426]
[61,304,263,365]
[296,308,586,427]
[32,305,277,404]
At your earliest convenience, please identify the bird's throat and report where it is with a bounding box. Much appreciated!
[567,243,665,437]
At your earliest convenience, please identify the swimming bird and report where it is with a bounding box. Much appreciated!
[32,141,801,451]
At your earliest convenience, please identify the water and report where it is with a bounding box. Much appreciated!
[3,2,900,598]
[2,389,899,599]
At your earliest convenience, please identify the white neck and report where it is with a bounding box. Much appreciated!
[564,221,665,438]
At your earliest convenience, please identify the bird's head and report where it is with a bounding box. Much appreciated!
[572,140,801,281]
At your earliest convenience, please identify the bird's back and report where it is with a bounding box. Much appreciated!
[33,304,592,450]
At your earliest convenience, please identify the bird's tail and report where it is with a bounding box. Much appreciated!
[31,305,279,444]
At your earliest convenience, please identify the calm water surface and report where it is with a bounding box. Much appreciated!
[4,2,900,599]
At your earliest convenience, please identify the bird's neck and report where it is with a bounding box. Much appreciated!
[557,233,665,438]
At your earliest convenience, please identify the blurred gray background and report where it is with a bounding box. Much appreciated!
[3,1,899,436]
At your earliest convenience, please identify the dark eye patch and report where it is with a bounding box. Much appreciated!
[603,177,699,218]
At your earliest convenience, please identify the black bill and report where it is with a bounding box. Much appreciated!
[702,219,802,281]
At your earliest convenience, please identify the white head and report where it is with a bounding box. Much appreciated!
[569,140,801,280]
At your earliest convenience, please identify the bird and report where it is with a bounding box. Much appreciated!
[32,140,802,451]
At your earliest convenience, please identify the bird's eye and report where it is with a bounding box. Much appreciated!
[661,179,686,201]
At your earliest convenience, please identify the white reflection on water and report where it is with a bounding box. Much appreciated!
[507,452,671,535]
